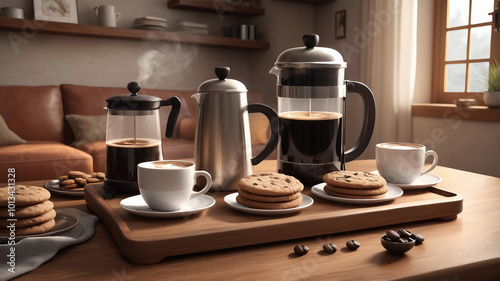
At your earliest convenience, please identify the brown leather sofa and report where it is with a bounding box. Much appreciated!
[0,84,270,183]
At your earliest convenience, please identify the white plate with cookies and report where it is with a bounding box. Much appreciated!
[225,172,314,216]
[224,193,314,216]
[311,183,403,204]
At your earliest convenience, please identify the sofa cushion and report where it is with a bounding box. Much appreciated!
[0,85,65,142]
[0,141,93,182]
[78,141,107,173]
[65,114,106,146]
[0,114,26,146]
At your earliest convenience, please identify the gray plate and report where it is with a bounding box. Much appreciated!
[44,180,84,197]
[0,209,79,241]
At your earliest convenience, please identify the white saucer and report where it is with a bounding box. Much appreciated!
[120,194,215,218]
[224,193,314,216]
[311,183,403,205]
[370,171,442,190]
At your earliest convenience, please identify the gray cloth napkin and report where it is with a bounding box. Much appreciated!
[0,208,99,281]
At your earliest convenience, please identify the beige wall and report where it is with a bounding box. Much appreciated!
[0,0,314,108]
[412,0,500,177]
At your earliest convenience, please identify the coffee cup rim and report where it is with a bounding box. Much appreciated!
[138,160,194,169]
[376,142,424,149]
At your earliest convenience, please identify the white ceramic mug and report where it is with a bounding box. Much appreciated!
[1,7,24,19]
[376,142,438,184]
[94,5,121,27]
[137,160,212,211]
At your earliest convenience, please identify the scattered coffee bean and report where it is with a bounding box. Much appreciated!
[411,232,425,245]
[398,229,412,238]
[293,245,309,256]
[323,243,337,254]
[346,240,360,250]
[386,230,400,241]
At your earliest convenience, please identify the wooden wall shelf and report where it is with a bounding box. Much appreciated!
[278,0,335,5]
[0,18,270,49]
[167,0,265,16]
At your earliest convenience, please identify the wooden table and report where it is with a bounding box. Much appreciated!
[9,160,500,280]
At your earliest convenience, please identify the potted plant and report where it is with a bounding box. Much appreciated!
[484,61,500,108]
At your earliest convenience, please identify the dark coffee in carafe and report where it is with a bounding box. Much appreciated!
[278,111,344,183]
[105,138,161,182]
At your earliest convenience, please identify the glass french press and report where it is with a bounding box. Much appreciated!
[271,34,376,184]
[104,82,181,194]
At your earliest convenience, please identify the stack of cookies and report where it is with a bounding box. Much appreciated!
[236,173,304,209]
[56,171,105,191]
[323,171,388,199]
[0,185,56,236]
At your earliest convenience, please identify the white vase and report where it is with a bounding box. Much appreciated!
[483,91,500,108]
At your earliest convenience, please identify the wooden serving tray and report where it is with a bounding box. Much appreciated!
[85,183,462,264]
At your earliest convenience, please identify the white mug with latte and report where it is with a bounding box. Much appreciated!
[137,160,212,211]
[376,142,438,184]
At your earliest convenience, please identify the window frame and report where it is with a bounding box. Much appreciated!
[431,0,500,105]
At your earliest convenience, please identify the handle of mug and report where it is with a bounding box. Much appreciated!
[421,150,438,175]
[191,171,212,199]
[248,103,279,166]
[94,7,99,16]
[160,96,182,138]
[116,12,122,22]
[344,81,376,162]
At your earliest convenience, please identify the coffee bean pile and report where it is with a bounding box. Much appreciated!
[381,229,425,245]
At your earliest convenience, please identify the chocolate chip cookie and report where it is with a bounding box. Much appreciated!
[0,209,56,228]
[0,185,51,206]
[238,173,303,196]
[324,183,389,196]
[0,200,54,218]
[236,194,303,209]
[323,171,386,189]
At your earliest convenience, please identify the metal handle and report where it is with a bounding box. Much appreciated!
[160,96,181,138]
[248,103,279,165]
[345,81,376,162]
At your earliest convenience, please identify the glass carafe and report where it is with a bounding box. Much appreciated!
[271,35,376,184]
[104,82,181,194]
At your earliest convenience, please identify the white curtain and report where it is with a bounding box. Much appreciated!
[359,0,418,157]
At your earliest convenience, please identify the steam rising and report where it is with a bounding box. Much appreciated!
[137,37,197,88]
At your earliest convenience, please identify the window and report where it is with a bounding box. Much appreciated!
[432,0,500,104]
